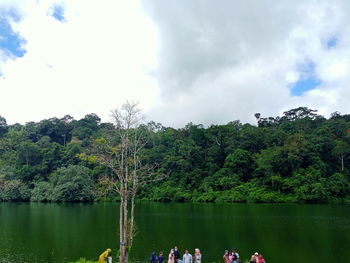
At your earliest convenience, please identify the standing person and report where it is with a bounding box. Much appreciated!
[249,254,256,263]
[230,250,237,263]
[151,252,158,263]
[257,254,265,263]
[183,250,192,263]
[158,251,164,263]
[168,249,175,263]
[223,250,230,263]
[232,249,240,263]
[174,246,181,262]
[98,248,112,263]
[193,248,202,263]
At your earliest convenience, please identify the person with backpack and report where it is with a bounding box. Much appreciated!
[150,252,158,263]
[232,249,240,263]
[230,249,238,263]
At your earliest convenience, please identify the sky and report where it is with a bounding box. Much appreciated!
[0,0,350,127]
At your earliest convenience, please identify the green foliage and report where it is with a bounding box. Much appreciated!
[224,149,254,181]
[0,115,8,138]
[68,258,97,263]
[1,107,350,203]
[31,181,52,202]
[283,167,330,203]
[30,165,95,202]
[0,178,30,201]
[50,165,95,202]
[328,172,350,198]
[149,182,192,202]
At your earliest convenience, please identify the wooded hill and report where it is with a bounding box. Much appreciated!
[0,107,349,203]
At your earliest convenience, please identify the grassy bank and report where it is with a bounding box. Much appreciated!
[68,259,97,263]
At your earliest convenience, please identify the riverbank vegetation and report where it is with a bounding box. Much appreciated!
[68,259,97,263]
[1,107,350,203]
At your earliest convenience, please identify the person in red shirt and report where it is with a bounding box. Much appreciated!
[257,254,265,263]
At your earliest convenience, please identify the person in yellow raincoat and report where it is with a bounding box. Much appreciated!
[98,248,112,263]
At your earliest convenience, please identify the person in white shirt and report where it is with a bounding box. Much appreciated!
[193,248,201,263]
[183,250,192,263]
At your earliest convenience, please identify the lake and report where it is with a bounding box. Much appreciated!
[0,202,349,263]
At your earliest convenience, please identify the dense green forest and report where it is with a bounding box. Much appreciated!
[0,107,350,203]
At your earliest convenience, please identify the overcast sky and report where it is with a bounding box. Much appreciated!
[1,0,350,127]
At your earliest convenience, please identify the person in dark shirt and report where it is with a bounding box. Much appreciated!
[158,251,164,263]
[174,246,180,261]
[150,252,158,263]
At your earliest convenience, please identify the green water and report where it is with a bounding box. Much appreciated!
[0,202,349,263]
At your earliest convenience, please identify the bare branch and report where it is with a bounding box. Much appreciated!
[90,101,158,263]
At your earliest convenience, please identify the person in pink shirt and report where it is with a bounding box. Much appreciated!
[257,254,265,263]
[168,249,175,263]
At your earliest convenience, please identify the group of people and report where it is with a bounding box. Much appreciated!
[249,252,266,263]
[150,246,202,263]
[99,247,265,263]
[223,249,266,263]
[223,249,240,263]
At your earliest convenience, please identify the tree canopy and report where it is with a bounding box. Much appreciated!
[0,107,350,203]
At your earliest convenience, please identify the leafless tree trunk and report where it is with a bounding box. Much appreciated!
[341,153,344,171]
[91,101,159,263]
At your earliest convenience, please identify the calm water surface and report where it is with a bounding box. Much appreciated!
[0,202,349,263]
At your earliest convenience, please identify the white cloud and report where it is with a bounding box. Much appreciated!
[0,0,159,124]
[286,71,300,84]
[143,0,350,126]
[1,0,350,127]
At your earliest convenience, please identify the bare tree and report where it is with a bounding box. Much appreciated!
[91,101,157,263]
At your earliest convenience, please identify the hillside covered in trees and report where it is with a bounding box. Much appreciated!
[0,107,349,203]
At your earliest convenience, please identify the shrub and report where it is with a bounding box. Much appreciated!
[31,181,52,201]
[50,165,95,202]
[0,179,30,201]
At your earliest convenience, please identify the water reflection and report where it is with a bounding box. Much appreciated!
[0,202,349,263]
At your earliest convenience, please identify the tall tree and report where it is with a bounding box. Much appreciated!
[332,140,350,171]
[91,101,157,263]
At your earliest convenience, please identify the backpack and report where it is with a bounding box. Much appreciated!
[232,253,237,261]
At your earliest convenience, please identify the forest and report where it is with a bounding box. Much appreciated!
[0,106,349,203]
